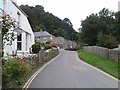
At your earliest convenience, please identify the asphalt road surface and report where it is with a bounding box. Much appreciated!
[28,49,118,88]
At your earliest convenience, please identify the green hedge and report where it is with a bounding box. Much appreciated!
[44,44,52,50]
[32,43,41,53]
[2,58,32,88]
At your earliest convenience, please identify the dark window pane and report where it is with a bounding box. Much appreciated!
[17,34,22,41]
[17,42,21,50]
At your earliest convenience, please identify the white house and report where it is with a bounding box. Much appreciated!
[0,0,34,57]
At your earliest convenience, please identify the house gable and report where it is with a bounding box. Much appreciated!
[1,0,35,56]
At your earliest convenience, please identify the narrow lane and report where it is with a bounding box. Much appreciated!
[28,49,118,88]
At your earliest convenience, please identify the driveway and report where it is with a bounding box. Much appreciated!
[28,49,118,88]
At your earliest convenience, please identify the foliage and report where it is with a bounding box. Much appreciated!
[81,13,100,45]
[1,13,16,35]
[46,41,52,44]
[50,42,58,47]
[97,32,118,49]
[32,43,41,53]
[2,48,59,88]
[2,58,32,88]
[78,50,120,79]
[44,44,52,50]
[80,8,119,47]
[0,13,17,47]
[20,5,78,41]
[63,18,73,27]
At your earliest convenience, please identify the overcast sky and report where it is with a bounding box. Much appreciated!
[17,0,119,31]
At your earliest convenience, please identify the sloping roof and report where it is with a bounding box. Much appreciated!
[11,0,28,17]
[34,31,54,37]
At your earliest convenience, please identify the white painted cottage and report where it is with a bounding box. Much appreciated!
[0,0,34,57]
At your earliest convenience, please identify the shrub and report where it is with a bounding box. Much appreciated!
[97,33,118,49]
[50,42,58,47]
[2,58,32,88]
[44,44,52,50]
[46,41,51,44]
[32,43,41,53]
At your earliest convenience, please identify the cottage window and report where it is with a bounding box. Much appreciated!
[17,33,22,50]
[17,11,21,27]
[26,33,28,51]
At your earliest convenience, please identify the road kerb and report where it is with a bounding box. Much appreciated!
[76,52,119,81]
[22,53,61,90]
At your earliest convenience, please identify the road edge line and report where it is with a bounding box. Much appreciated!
[22,53,61,90]
[76,52,119,81]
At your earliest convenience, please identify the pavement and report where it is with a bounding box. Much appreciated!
[28,49,118,88]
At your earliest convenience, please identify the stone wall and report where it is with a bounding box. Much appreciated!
[83,46,120,62]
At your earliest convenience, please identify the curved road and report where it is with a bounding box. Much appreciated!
[28,49,118,88]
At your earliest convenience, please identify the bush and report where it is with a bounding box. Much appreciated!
[44,44,52,50]
[46,41,51,44]
[97,33,118,49]
[32,43,41,53]
[2,58,32,88]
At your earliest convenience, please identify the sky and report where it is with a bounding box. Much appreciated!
[17,0,119,31]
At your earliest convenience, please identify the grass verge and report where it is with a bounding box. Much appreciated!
[77,49,120,79]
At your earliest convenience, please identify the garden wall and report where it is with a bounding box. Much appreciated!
[83,46,119,62]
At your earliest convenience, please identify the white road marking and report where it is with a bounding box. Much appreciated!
[76,52,119,81]
[22,53,61,90]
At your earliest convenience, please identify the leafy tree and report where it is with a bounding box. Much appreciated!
[80,8,119,47]
[63,18,73,27]
[81,14,100,45]
[97,32,118,49]
[20,5,78,42]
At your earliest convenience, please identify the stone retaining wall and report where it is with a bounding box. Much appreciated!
[83,46,119,62]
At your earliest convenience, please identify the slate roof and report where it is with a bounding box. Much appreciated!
[34,31,54,37]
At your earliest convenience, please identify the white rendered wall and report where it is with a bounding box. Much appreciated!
[1,0,34,56]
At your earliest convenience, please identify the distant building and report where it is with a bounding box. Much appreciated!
[34,31,54,43]
[34,31,78,49]
[54,36,66,48]
[54,36,78,49]
[64,40,78,49]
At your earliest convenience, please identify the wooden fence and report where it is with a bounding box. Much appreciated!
[83,46,120,62]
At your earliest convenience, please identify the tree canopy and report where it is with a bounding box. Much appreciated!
[80,8,119,49]
[20,5,78,41]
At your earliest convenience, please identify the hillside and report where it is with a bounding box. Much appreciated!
[20,5,79,42]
